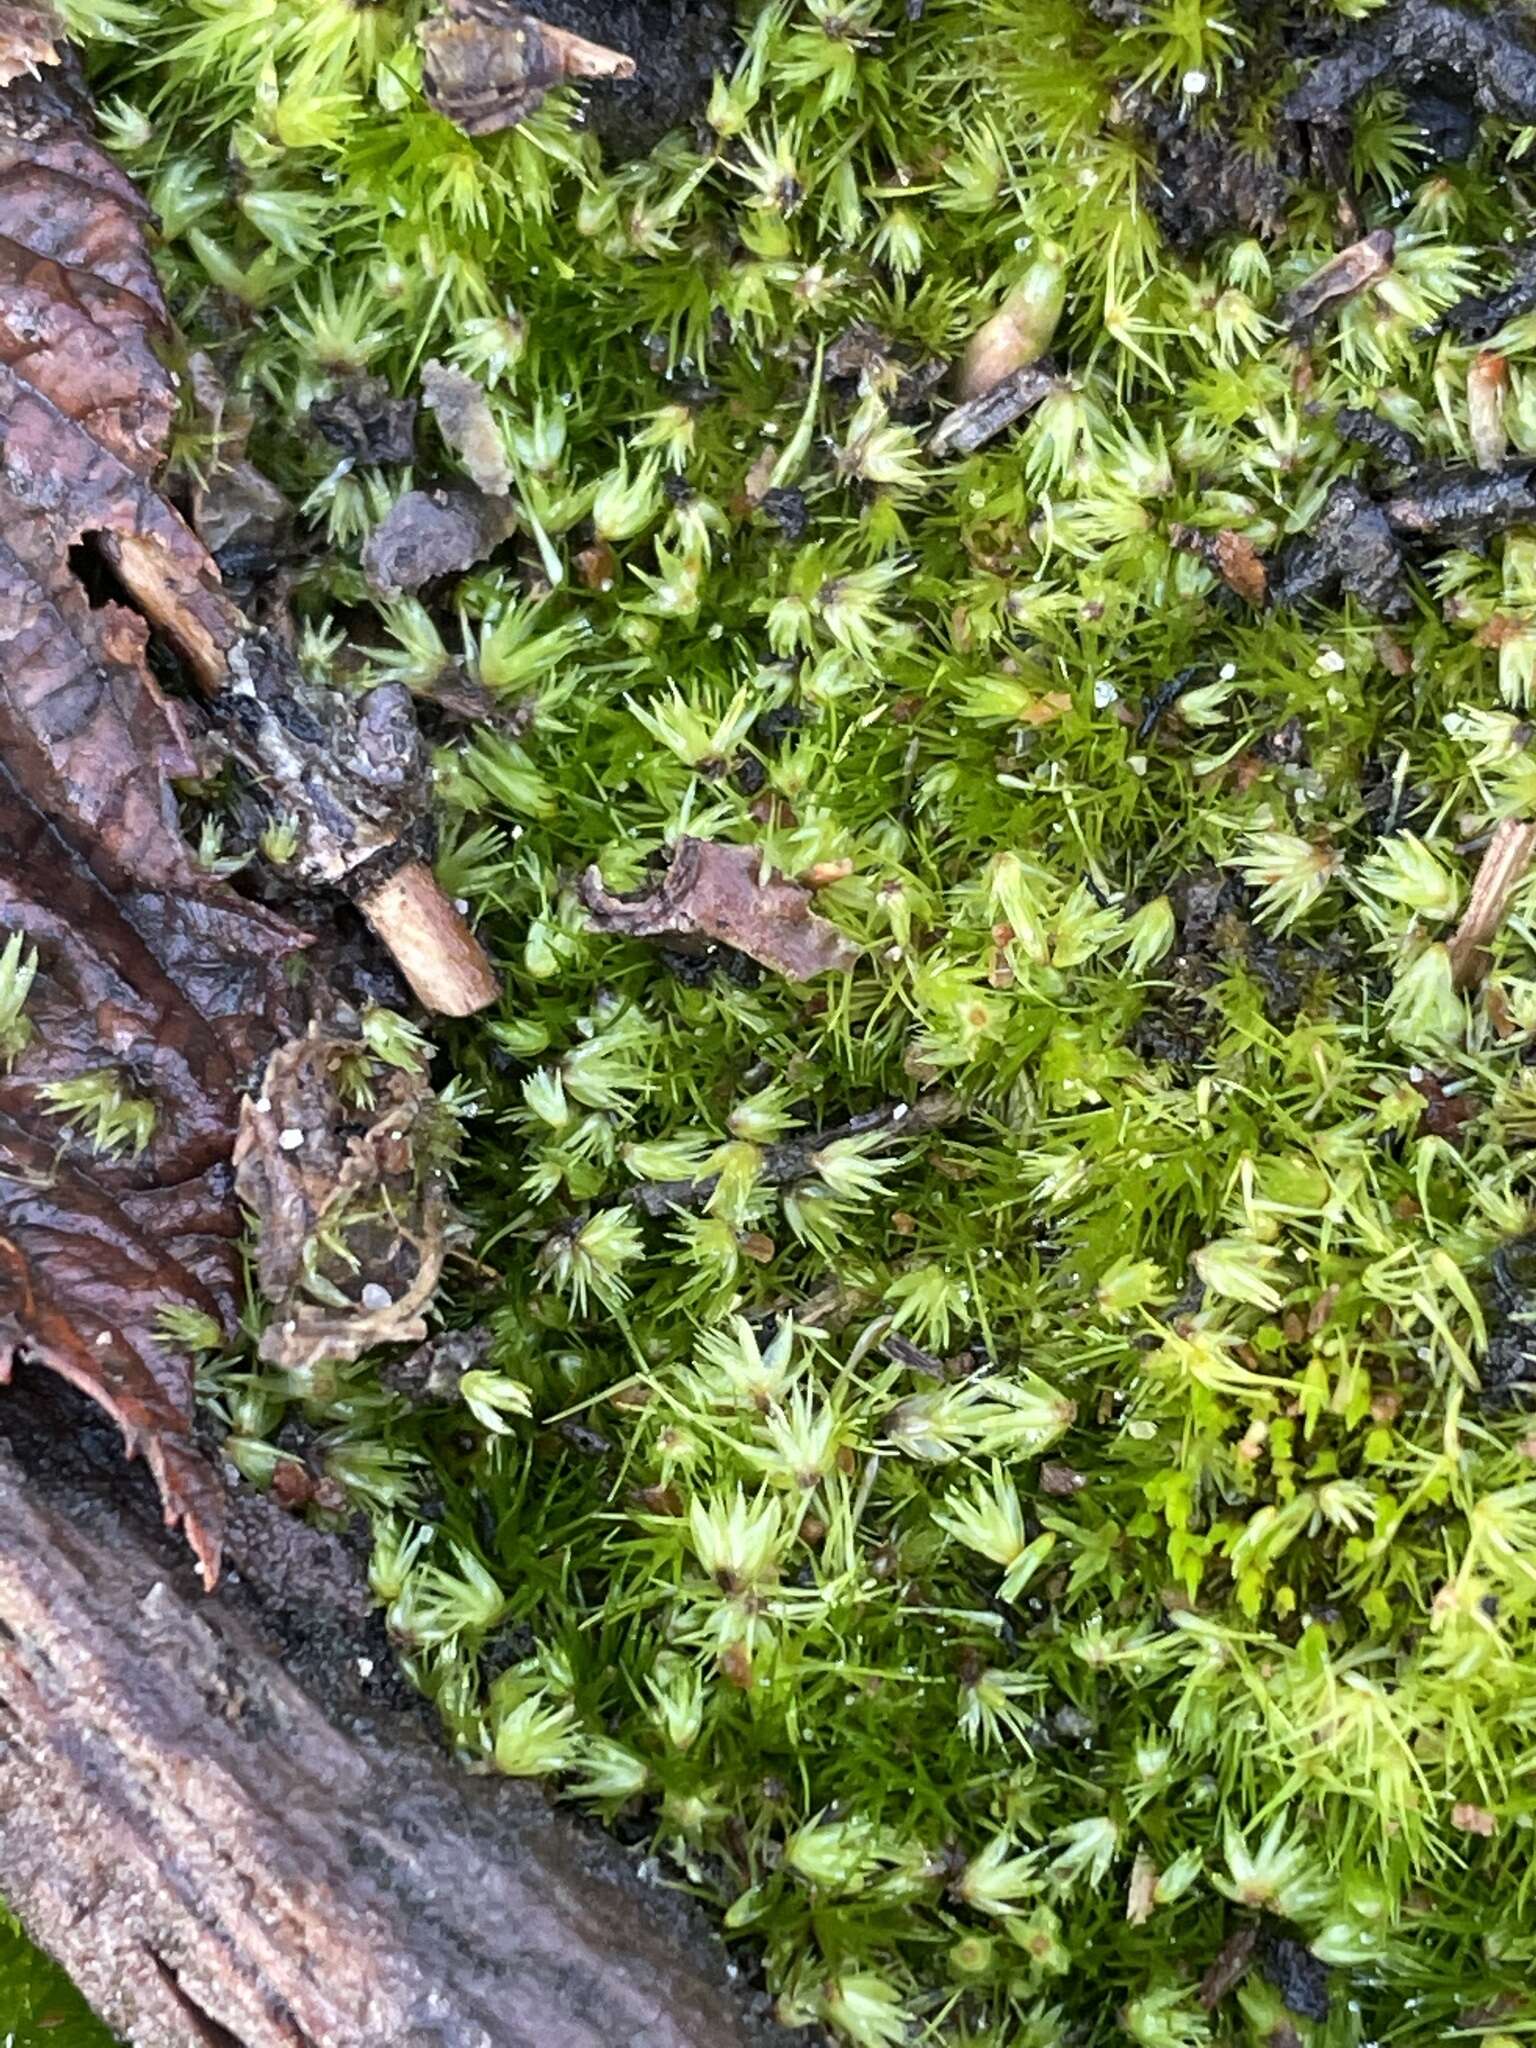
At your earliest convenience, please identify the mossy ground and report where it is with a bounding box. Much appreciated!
[29,0,1536,2042]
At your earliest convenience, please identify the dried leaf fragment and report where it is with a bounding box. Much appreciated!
[581,837,859,982]
[422,358,512,495]
[1451,1800,1499,1837]
[1447,817,1536,990]
[362,486,518,594]
[1468,351,1511,473]
[234,1031,451,1372]
[421,0,635,137]
[1282,228,1395,332]
[1212,530,1268,606]
[0,44,307,1579]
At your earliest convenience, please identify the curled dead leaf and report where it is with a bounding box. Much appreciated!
[0,45,308,1580]
[580,836,859,982]
[233,1031,451,1373]
[1282,228,1395,332]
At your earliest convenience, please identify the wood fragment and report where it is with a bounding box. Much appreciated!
[421,0,635,137]
[928,362,1057,457]
[359,857,502,1014]
[1281,228,1394,332]
[0,1397,792,2048]
[1448,817,1536,988]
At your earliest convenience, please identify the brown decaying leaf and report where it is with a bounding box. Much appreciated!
[233,1031,449,1372]
[1198,1926,1259,2010]
[1212,529,1268,606]
[420,0,635,138]
[1447,816,1536,989]
[580,836,860,981]
[0,45,306,1580]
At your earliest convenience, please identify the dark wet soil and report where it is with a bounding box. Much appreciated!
[539,0,738,157]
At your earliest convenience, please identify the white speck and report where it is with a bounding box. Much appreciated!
[1094,679,1119,708]
[254,1096,271,1114]
[278,1126,304,1151]
[356,1656,374,1678]
[96,1330,112,1347]
[1219,661,1237,681]
[1128,753,1148,777]
[1182,67,1208,95]
[892,1103,909,1121]
[1316,646,1347,673]
[454,897,470,915]
[361,1282,392,1312]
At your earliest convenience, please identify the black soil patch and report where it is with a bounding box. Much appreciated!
[540,0,738,158]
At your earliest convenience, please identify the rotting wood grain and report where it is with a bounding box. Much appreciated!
[0,1385,795,2048]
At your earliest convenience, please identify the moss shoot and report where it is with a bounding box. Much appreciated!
[51,0,1536,2042]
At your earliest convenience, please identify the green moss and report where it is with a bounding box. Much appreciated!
[74,0,1536,2040]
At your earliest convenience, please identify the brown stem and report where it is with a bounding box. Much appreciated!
[1448,816,1536,988]
[104,533,498,1017]
[357,859,501,1017]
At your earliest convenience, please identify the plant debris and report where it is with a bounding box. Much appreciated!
[928,364,1057,457]
[1281,229,1395,335]
[233,1029,451,1372]
[421,0,635,136]
[1335,406,1422,473]
[0,3,58,83]
[580,836,860,981]
[1447,818,1536,989]
[1444,244,1536,344]
[1197,1925,1259,2010]
[363,486,519,593]
[422,358,514,495]
[1286,1,1536,128]
[310,376,419,467]
[1268,480,1411,617]
[1383,462,1536,544]
[1258,1928,1331,2023]
[0,39,309,1583]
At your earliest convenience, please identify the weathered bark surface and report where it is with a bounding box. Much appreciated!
[0,1378,792,2048]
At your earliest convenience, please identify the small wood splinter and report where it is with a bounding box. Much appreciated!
[421,0,636,137]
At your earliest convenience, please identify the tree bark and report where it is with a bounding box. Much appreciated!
[0,1377,791,2048]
